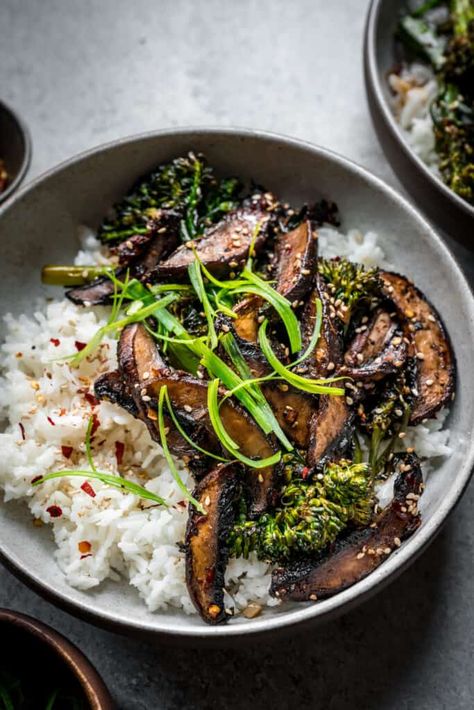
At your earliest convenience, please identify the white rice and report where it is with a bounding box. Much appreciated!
[0,226,452,616]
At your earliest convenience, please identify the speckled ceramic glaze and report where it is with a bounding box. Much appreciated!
[0,128,473,644]
[0,99,31,204]
[0,609,114,708]
[364,0,474,249]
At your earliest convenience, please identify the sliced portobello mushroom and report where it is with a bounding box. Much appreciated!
[302,274,352,467]
[298,273,343,378]
[94,370,138,417]
[66,210,180,306]
[379,272,455,424]
[342,310,407,382]
[114,323,214,477]
[144,371,279,516]
[307,395,353,469]
[274,220,318,303]
[344,309,398,367]
[186,462,242,624]
[271,453,422,602]
[157,198,273,280]
[232,295,264,344]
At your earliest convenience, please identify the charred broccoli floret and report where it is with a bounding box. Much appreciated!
[99,152,241,243]
[229,459,376,563]
[318,258,380,324]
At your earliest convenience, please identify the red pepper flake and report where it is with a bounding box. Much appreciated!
[90,413,100,437]
[31,475,43,484]
[61,445,73,459]
[80,554,92,560]
[50,338,60,347]
[301,466,310,480]
[78,540,92,554]
[47,416,56,426]
[74,341,87,352]
[18,422,26,440]
[115,441,125,466]
[81,481,96,498]
[84,392,99,407]
[177,500,187,508]
[205,568,215,584]
[46,505,63,518]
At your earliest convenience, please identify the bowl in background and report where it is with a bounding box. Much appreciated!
[364,0,474,249]
[0,608,114,708]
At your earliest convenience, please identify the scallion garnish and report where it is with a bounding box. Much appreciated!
[188,259,218,349]
[258,319,345,396]
[33,470,168,507]
[207,379,282,469]
[157,386,205,512]
[64,293,177,366]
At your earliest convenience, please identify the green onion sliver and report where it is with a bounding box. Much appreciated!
[157,386,205,512]
[207,380,282,469]
[259,320,345,396]
[162,388,230,463]
[290,297,323,368]
[188,259,218,348]
[32,470,168,507]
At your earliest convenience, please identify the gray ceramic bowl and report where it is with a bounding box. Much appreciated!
[364,0,474,249]
[0,609,114,708]
[0,128,473,644]
[0,99,31,204]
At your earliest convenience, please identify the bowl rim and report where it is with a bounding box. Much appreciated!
[0,608,114,708]
[364,0,474,221]
[0,98,32,205]
[1,125,473,641]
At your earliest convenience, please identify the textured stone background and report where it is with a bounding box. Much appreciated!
[1,1,473,708]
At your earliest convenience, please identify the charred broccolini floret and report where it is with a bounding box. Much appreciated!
[317,258,380,323]
[229,459,376,562]
[358,371,413,476]
[99,152,241,243]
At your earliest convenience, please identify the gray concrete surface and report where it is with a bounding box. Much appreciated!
[1,1,473,708]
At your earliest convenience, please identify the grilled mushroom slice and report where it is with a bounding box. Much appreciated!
[379,272,455,424]
[144,371,279,516]
[271,453,422,602]
[233,295,264,344]
[94,370,138,417]
[274,220,318,303]
[113,323,214,476]
[303,274,353,468]
[186,462,242,624]
[157,198,272,280]
[342,309,407,382]
[66,211,180,306]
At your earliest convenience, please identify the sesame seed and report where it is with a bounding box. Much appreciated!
[425,378,434,386]
[356,353,364,363]
[221,324,230,333]
[142,395,151,402]
[327,362,335,371]
[301,268,311,275]
[416,352,425,360]
[309,594,318,601]
[356,552,365,560]
[204,496,211,506]
[398,432,406,439]
[346,397,354,405]
[383,547,391,555]
[184,404,192,413]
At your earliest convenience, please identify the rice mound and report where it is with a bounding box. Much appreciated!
[0,227,452,616]
[388,62,439,172]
